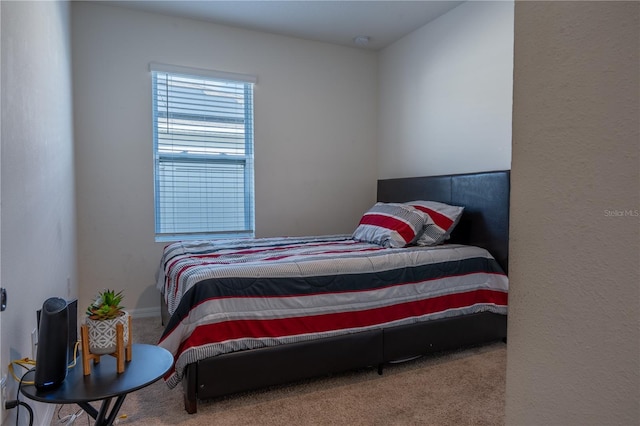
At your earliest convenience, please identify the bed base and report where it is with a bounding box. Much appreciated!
[164,170,510,413]
[181,312,506,413]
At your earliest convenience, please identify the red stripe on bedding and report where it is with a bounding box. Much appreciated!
[359,214,415,243]
[175,289,507,356]
[190,240,359,259]
[260,247,383,262]
[167,242,355,292]
[411,206,453,230]
[168,244,384,297]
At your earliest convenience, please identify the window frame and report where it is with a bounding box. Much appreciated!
[150,63,257,241]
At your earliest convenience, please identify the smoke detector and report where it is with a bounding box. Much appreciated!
[353,36,371,46]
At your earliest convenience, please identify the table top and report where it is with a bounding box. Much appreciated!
[21,344,173,404]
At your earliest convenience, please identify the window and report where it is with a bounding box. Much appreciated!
[150,63,256,241]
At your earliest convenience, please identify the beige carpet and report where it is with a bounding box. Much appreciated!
[52,317,506,425]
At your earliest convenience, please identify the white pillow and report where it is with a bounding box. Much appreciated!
[352,202,427,248]
[405,200,464,246]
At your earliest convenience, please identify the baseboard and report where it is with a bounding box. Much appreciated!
[127,306,161,319]
[2,382,56,425]
[31,400,56,426]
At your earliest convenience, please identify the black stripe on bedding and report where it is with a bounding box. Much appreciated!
[163,256,504,333]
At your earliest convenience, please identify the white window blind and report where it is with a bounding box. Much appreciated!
[151,64,255,240]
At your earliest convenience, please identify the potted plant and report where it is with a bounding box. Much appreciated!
[85,289,130,355]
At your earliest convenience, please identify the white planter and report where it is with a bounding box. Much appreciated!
[85,311,130,355]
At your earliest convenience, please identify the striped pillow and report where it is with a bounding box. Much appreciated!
[406,200,464,246]
[352,203,427,248]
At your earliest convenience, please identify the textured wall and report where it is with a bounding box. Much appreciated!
[507,2,639,425]
[72,3,378,316]
[1,1,77,424]
[378,1,513,179]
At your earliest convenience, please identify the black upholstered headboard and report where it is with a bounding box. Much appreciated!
[377,170,510,273]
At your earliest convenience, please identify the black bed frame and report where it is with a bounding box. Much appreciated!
[173,170,510,413]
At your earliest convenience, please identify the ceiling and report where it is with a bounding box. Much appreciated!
[106,1,465,51]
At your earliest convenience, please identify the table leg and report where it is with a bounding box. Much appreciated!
[94,398,111,425]
[76,395,127,426]
[104,395,127,425]
[77,401,98,420]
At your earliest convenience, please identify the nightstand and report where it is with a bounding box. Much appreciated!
[21,344,172,426]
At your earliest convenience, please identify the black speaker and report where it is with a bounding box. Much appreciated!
[35,297,69,390]
[38,298,78,364]
[66,299,78,362]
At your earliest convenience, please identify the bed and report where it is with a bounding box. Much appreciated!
[157,170,510,414]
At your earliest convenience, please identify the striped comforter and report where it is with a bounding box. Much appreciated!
[157,235,508,388]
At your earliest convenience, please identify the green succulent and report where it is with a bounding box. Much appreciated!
[86,289,125,320]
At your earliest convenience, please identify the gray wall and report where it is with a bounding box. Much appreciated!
[378,1,513,178]
[71,3,378,316]
[0,1,77,424]
[506,2,639,424]
[4,1,636,424]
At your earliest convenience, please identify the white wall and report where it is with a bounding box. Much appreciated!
[507,2,639,425]
[71,3,378,316]
[1,1,77,424]
[378,1,513,179]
